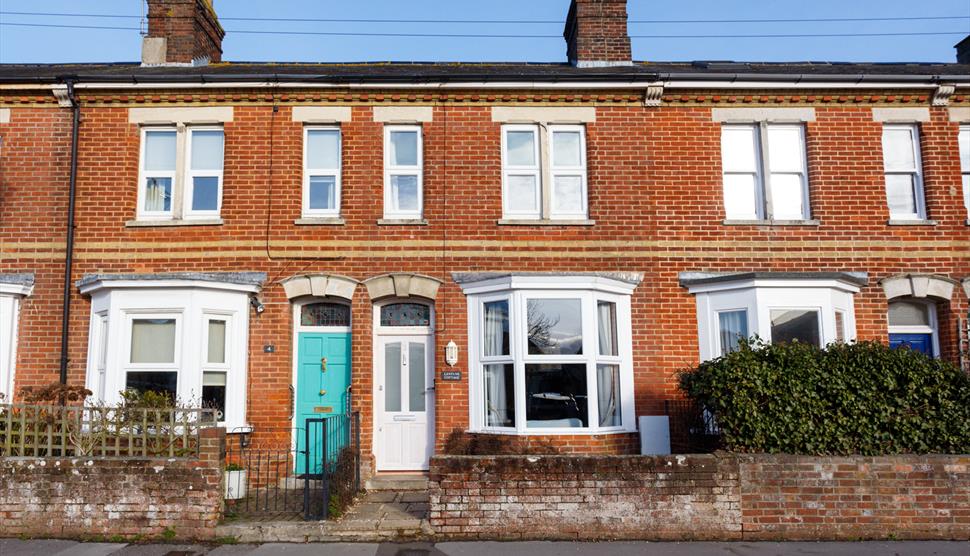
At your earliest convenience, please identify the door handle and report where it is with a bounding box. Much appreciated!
[321,357,327,371]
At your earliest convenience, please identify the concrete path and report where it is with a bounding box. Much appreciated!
[216,490,433,543]
[2,540,968,556]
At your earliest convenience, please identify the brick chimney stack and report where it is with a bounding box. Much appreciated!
[142,0,225,66]
[563,0,633,67]
[956,36,970,64]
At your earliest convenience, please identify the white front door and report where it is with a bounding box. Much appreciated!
[376,335,433,470]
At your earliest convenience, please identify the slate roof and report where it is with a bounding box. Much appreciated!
[0,60,967,84]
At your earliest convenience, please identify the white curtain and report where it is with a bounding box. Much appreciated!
[484,301,509,426]
[597,364,620,427]
[145,178,170,212]
[718,310,748,355]
[597,301,617,356]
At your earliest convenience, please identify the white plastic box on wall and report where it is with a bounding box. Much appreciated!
[639,416,671,455]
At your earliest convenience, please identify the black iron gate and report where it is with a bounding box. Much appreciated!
[225,411,361,521]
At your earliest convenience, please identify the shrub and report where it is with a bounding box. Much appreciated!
[679,339,970,455]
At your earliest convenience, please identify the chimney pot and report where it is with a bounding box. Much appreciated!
[563,0,633,67]
[143,0,225,66]
[956,35,970,64]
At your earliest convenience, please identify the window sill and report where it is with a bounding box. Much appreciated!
[887,219,938,226]
[294,217,346,226]
[497,219,596,226]
[468,427,636,436]
[125,218,224,228]
[377,218,429,226]
[722,219,820,226]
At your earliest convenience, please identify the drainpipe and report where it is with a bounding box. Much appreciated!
[58,79,80,385]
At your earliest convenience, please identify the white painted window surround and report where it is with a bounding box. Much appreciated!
[959,124,969,219]
[720,123,810,221]
[0,281,33,400]
[881,123,927,221]
[81,278,256,428]
[383,125,424,220]
[686,276,860,362]
[460,275,637,435]
[137,126,225,222]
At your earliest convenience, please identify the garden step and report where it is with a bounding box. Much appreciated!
[364,473,429,491]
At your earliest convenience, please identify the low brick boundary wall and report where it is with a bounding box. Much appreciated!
[429,454,742,540]
[739,454,970,540]
[0,427,225,541]
[430,453,970,541]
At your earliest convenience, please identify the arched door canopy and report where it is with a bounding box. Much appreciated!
[879,274,957,302]
[281,273,359,302]
[364,273,442,301]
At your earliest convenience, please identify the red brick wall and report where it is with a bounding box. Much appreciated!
[739,454,970,541]
[1,89,968,462]
[430,453,970,541]
[0,427,225,541]
[430,454,742,540]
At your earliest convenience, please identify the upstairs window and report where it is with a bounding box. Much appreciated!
[138,126,225,221]
[959,125,969,219]
[721,123,809,221]
[303,127,342,217]
[501,124,589,221]
[881,124,926,220]
[384,126,423,220]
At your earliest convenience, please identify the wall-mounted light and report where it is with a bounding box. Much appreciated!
[250,296,265,314]
[445,340,459,367]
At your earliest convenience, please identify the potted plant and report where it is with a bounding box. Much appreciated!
[224,463,247,500]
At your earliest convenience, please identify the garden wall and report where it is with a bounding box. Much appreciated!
[430,453,970,541]
[0,427,225,541]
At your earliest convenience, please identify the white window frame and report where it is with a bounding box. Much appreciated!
[383,125,424,220]
[136,127,178,221]
[81,279,254,429]
[881,123,926,221]
[548,125,589,220]
[463,276,636,435]
[714,307,750,357]
[959,124,969,219]
[0,282,33,400]
[501,124,543,220]
[888,299,940,358]
[184,126,225,220]
[302,126,342,218]
[720,122,810,221]
[688,277,859,362]
[136,125,225,222]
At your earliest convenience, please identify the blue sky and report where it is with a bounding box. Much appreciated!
[1,0,968,64]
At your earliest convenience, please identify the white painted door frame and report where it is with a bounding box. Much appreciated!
[372,300,435,471]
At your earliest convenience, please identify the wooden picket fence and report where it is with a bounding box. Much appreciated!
[0,403,217,459]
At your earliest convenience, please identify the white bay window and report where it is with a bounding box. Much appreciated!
[81,273,262,428]
[459,274,638,434]
[683,272,863,361]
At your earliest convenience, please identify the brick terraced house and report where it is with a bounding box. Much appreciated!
[1,0,969,474]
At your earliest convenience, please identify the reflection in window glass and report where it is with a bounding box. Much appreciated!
[126,371,177,400]
[130,319,176,363]
[834,311,846,342]
[770,309,820,346]
[484,363,515,427]
[203,371,226,420]
[207,320,227,364]
[380,303,431,327]
[506,130,536,166]
[389,130,418,166]
[301,303,351,327]
[597,301,617,356]
[718,310,748,355]
[525,363,588,428]
[527,299,583,355]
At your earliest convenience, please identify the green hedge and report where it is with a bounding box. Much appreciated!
[679,339,970,455]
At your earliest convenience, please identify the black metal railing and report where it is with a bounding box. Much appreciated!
[224,412,361,522]
[664,399,721,454]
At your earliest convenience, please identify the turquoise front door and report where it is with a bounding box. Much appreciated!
[295,332,351,475]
